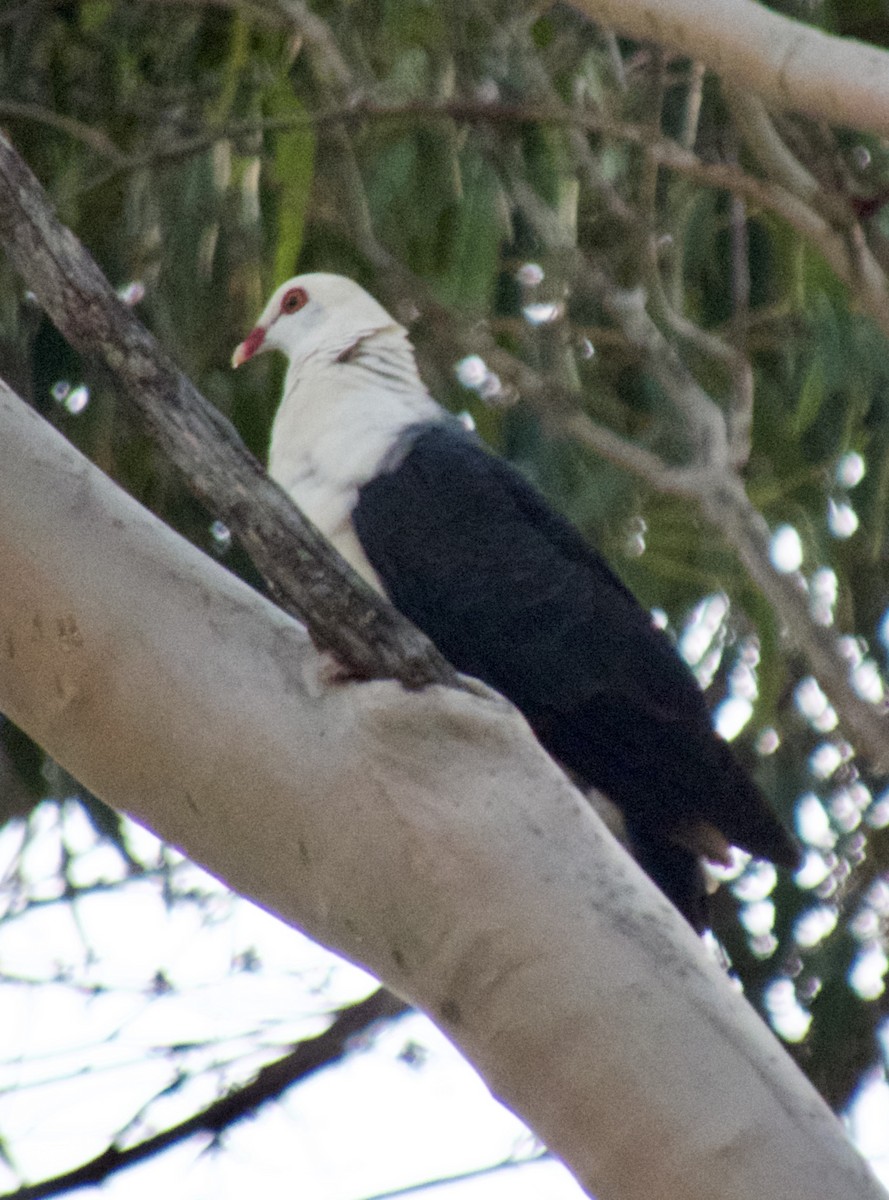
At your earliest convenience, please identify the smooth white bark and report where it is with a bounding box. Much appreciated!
[572,0,889,137]
[0,379,883,1200]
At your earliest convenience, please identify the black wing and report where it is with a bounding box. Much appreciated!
[354,424,796,924]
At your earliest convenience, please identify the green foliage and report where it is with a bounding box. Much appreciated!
[1,0,889,1159]
[264,82,316,284]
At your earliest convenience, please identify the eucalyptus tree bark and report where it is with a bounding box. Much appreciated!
[0,376,883,1200]
[0,87,885,1200]
[0,134,453,691]
[570,0,889,137]
[155,0,889,136]
[2,130,886,774]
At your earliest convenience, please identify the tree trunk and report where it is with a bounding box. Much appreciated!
[0,378,882,1200]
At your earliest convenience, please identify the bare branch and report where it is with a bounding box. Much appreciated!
[53,95,888,340]
[725,89,822,205]
[0,376,882,1200]
[699,477,889,772]
[0,133,457,692]
[0,102,126,162]
[679,60,706,151]
[568,0,889,138]
[2,990,408,1200]
[481,153,889,770]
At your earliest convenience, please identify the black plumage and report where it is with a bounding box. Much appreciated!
[233,271,799,932]
[354,422,798,930]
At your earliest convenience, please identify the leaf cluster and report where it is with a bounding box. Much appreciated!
[1,0,889,1166]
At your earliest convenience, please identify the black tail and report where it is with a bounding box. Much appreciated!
[624,821,711,933]
[708,735,800,870]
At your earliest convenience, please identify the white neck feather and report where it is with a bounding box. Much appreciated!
[267,326,441,587]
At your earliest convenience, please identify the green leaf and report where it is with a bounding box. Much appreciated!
[264,83,315,283]
[435,149,505,312]
[793,353,827,437]
[79,0,113,33]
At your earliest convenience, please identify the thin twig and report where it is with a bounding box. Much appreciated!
[0,102,127,162]
[42,95,887,339]
[0,989,408,1200]
[727,148,754,467]
[699,479,889,771]
[481,146,889,769]
[680,61,706,151]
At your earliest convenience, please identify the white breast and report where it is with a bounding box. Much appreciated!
[267,341,440,593]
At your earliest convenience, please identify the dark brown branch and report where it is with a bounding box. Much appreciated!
[0,102,127,162]
[0,133,458,691]
[1,989,409,1200]
[51,93,887,337]
[10,87,888,337]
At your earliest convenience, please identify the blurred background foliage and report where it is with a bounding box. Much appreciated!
[2,0,889,1184]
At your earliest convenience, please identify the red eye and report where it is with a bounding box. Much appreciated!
[280,286,308,315]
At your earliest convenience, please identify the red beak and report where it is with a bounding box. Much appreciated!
[231,325,267,368]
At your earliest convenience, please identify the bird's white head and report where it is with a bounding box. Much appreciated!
[231,273,403,370]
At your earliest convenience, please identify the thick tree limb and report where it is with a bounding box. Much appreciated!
[0,14,885,1200]
[0,133,455,692]
[10,107,879,837]
[0,103,884,1200]
[140,0,889,137]
[0,376,882,1200]
[569,0,889,138]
